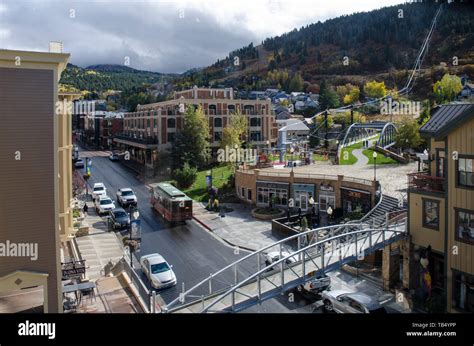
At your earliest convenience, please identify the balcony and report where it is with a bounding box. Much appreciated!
[114,133,159,148]
[407,172,445,193]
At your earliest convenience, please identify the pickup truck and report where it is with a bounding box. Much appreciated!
[297,271,331,297]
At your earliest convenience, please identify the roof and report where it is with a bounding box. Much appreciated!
[152,182,191,200]
[279,121,309,132]
[347,293,380,309]
[420,103,474,139]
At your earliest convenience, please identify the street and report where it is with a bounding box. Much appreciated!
[77,148,404,313]
[77,148,290,310]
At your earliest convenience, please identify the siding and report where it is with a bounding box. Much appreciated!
[0,67,60,310]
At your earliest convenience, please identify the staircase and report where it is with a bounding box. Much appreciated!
[363,194,404,227]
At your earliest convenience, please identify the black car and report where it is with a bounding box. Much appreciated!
[107,208,130,231]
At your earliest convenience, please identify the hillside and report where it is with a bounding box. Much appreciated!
[59,63,176,93]
[176,2,474,96]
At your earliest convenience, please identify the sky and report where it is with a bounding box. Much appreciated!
[0,0,406,73]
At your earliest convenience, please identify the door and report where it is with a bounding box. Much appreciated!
[300,193,308,211]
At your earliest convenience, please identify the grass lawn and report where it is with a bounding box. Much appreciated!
[169,165,234,202]
[339,147,358,165]
[313,154,328,162]
[362,149,398,164]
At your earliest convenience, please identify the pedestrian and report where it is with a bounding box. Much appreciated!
[83,202,88,217]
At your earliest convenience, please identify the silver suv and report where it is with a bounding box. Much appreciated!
[321,290,387,314]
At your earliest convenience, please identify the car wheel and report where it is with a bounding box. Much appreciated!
[323,299,334,312]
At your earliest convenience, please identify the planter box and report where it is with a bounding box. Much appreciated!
[76,226,90,237]
[251,208,286,220]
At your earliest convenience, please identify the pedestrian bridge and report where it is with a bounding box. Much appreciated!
[163,215,406,313]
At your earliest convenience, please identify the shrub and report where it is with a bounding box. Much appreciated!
[172,163,197,189]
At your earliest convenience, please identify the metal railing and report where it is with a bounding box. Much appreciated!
[407,172,445,193]
[164,218,406,313]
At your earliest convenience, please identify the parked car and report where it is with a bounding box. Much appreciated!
[116,188,138,207]
[321,290,387,314]
[264,251,298,271]
[107,208,130,231]
[92,183,106,200]
[95,195,115,215]
[109,153,119,161]
[140,253,177,290]
[74,159,84,168]
[297,271,331,296]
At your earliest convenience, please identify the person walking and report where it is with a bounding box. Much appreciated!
[83,202,89,218]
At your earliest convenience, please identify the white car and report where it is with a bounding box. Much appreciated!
[321,290,386,314]
[140,253,177,290]
[95,195,115,215]
[296,271,331,296]
[74,159,84,168]
[116,188,138,207]
[92,183,106,200]
[264,251,298,270]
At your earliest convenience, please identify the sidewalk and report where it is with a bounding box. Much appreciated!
[193,202,277,251]
[75,199,124,281]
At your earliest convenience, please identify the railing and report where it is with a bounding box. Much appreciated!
[342,176,373,186]
[114,134,159,145]
[407,172,445,193]
[163,218,406,313]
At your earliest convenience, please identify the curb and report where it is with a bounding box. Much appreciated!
[191,216,257,253]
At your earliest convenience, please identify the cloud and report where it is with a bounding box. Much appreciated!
[0,0,405,73]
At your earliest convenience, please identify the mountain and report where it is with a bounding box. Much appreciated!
[59,64,176,93]
[176,2,474,96]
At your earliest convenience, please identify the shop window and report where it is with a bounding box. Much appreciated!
[453,271,474,312]
[457,156,474,188]
[455,209,474,245]
[422,199,439,230]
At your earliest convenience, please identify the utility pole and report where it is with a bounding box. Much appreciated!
[324,110,328,149]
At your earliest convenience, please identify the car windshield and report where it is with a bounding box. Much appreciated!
[122,191,134,196]
[150,262,170,274]
[100,199,112,205]
[114,211,128,218]
[94,187,104,191]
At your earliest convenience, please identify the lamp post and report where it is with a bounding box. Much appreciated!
[290,147,295,172]
[128,205,140,268]
[373,151,378,181]
[327,206,333,225]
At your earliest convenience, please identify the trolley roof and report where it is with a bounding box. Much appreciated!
[150,182,192,201]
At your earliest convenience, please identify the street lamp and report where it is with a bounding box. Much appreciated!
[327,206,333,224]
[290,147,295,172]
[128,205,140,268]
[373,151,378,181]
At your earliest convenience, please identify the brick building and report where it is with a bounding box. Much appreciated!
[114,87,278,171]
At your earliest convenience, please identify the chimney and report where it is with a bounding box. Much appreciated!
[49,41,63,53]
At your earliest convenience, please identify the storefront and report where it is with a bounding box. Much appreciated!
[318,182,336,212]
[256,181,289,208]
[291,183,316,212]
[340,187,372,215]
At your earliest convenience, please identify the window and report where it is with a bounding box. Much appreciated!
[214,117,222,127]
[214,131,222,142]
[247,189,252,201]
[241,187,245,198]
[453,271,474,312]
[250,117,261,127]
[209,104,217,115]
[167,132,175,143]
[154,118,157,128]
[455,209,474,245]
[457,157,474,188]
[228,105,235,114]
[250,131,261,141]
[167,118,176,128]
[436,150,445,178]
[147,119,150,128]
[422,199,439,230]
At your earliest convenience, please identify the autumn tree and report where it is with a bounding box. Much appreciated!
[433,73,462,104]
[220,109,249,150]
[363,80,387,99]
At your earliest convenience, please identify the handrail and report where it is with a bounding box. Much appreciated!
[184,225,406,313]
[164,216,404,311]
